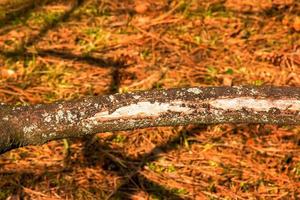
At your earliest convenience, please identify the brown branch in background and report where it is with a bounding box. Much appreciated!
[0,0,52,35]
[0,0,41,23]
[0,86,300,154]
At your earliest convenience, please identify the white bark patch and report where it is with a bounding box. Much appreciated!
[55,110,64,123]
[109,95,114,101]
[210,97,300,111]
[187,88,202,94]
[44,115,52,123]
[23,124,38,134]
[133,95,140,100]
[2,116,9,121]
[91,101,194,120]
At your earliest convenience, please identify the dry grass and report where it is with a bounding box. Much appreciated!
[0,0,300,199]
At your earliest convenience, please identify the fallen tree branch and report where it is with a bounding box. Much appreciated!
[0,86,300,154]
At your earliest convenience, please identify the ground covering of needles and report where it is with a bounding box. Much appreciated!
[0,0,300,199]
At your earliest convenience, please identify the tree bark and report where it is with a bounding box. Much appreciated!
[0,86,300,154]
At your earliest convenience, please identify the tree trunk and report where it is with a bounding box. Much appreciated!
[0,86,300,154]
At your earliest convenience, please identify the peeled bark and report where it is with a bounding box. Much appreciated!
[0,86,300,154]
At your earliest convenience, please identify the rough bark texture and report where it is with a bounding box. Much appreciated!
[1,86,300,154]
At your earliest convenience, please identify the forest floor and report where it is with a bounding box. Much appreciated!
[0,0,300,199]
